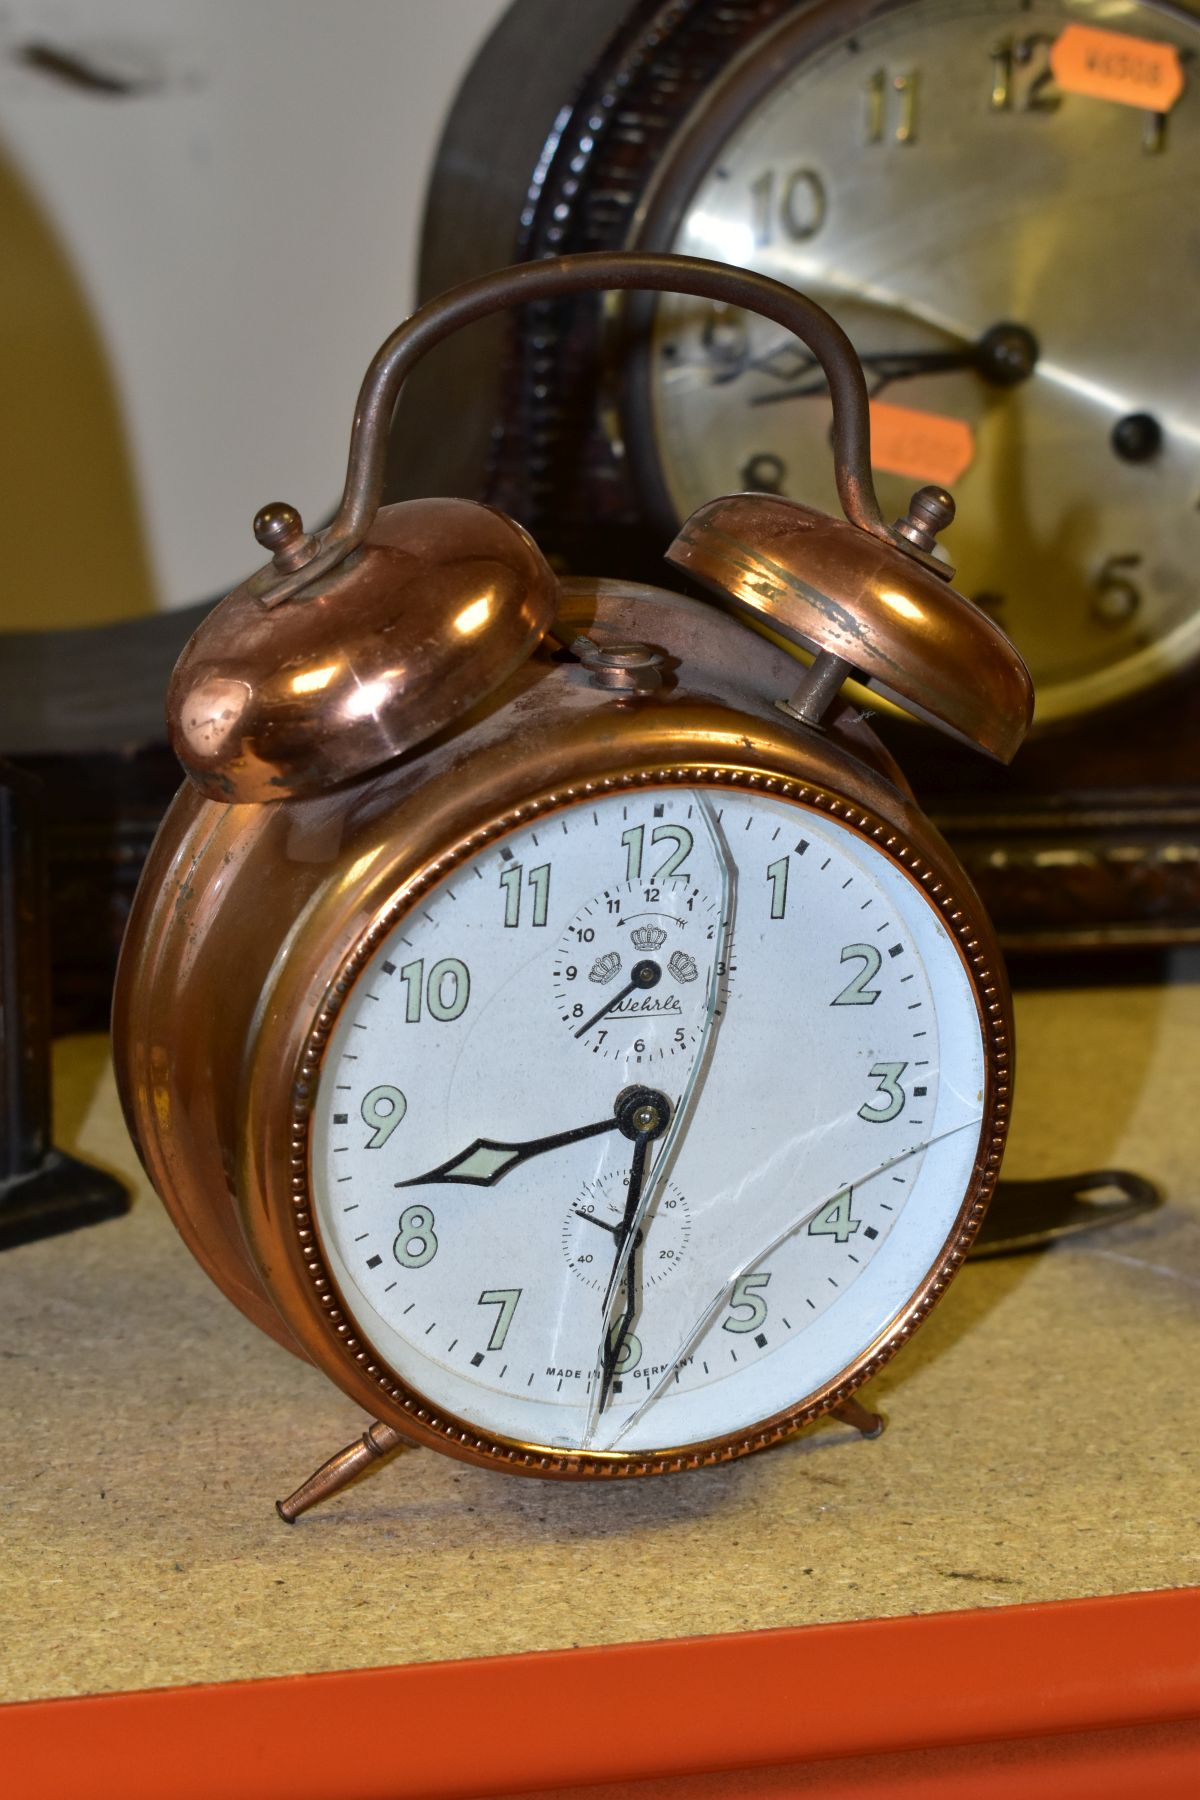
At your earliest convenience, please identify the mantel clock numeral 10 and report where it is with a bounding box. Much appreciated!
[114,253,1031,1517]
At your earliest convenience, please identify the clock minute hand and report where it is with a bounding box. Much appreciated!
[596,1129,653,1413]
[585,791,739,1437]
[749,322,1038,407]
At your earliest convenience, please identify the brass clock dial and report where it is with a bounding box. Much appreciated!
[628,0,1200,722]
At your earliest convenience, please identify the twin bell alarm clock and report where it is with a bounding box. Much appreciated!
[113,252,1032,1518]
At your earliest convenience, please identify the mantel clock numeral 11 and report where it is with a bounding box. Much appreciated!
[114,253,1031,1517]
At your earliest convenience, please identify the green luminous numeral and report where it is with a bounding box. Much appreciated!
[858,1062,907,1124]
[766,856,789,920]
[477,1288,522,1351]
[499,861,551,928]
[621,822,694,882]
[808,1191,859,1245]
[723,1272,771,1334]
[361,1084,407,1148]
[393,1204,438,1268]
[832,944,882,1006]
[399,957,471,1023]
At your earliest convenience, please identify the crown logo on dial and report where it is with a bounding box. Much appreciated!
[588,951,622,985]
[630,924,668,951]
[668,950,698,984]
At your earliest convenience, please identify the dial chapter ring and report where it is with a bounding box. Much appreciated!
[252,764,1010,1481]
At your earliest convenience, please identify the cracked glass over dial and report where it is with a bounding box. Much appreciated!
[641,0,1200,721]
[310,785,988,1457]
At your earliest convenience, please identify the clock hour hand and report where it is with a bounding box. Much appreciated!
[398,1116,618,1189]
[398,1084,675,1189]
[751,344,973,404]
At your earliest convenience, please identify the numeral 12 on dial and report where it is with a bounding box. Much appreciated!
[621,823,693,881]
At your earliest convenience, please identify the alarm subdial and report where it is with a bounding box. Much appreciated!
[562,1172,691,1293]
[551,878,729,1060]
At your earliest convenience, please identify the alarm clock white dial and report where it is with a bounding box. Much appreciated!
[310,784,986,1457]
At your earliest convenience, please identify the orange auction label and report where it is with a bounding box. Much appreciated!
[1050,23,1185,112]
[868,401,974,487]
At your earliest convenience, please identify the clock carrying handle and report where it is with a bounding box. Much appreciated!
[251,250,891,609]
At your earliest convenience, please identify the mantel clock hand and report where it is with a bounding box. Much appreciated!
[749,322,1039,407]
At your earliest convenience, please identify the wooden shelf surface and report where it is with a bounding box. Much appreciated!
[2,981,1198,1792]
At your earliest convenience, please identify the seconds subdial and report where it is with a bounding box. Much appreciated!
[561,1171,691,1292]
[551,878,728,1061]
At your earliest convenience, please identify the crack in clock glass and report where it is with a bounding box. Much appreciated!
[310,785,986,1457]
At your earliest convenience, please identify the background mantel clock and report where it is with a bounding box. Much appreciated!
[387,0,1200,956]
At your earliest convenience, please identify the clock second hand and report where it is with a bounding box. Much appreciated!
[574,1208,645,1245]
[574,958,662,1039]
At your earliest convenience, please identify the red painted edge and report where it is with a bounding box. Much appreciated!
[5,1588,1199,1800]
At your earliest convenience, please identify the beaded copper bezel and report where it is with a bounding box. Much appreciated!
[276,765,1009,1479]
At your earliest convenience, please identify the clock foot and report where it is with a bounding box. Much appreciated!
[973,1169,1159,1257]
[276,1419,414,1522]
[831,1397,884,1438]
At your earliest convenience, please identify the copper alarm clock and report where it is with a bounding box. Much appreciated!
[113,253,1031,1517]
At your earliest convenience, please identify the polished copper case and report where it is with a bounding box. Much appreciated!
[668,495,1033,762]
[115,578,1013,1480]
[167,497,557,803]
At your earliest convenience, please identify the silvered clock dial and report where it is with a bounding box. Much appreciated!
[628,0,1200,722]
